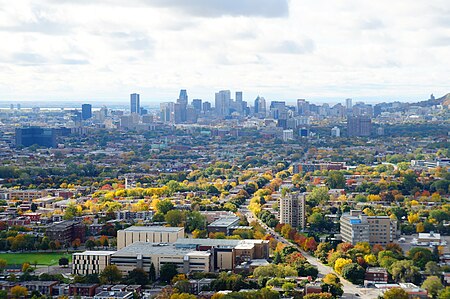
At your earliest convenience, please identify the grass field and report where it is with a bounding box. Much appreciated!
[0,252,73,266]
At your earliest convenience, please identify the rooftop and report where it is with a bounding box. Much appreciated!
[208,217,240,227]
[74,251,115,256]
[123,226,183,233]
[112,242,209,256]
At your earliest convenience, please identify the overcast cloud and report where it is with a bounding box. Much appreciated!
[0,0,448,103]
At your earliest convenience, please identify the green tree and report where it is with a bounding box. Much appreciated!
[160,263,178,283]
[165,210,185,227]
[389,260,420,283]
[100,265,122,284]
[383,288,408,299]
[85,239,95,250]
[59,257,69,267]
[149,263,156,282]
[422,276,444,299]
[326,171,346,189]
[156,199,174,215]
[0,259,6,273]
[439,287,450,299]
[306,187,330,206]
[425,261,441,276]
[10,286,28,299]
[126,268,149,286]
[304,294,332,299]
[341,263,365,285]
[185,211,206,232]
[408,247,436,269]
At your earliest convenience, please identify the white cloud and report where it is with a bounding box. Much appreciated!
[0,0,448,103]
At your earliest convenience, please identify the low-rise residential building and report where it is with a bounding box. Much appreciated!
[69,283,99,297]
[365,267,388,285]
[20,281,59,296]
[94,291,133,299]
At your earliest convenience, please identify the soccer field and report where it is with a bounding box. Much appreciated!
[0,252,73,266]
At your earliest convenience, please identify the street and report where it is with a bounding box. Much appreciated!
[240,203,381,299]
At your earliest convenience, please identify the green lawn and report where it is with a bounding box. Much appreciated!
[0,252,73,266]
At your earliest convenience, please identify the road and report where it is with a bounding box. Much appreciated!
[240,205,381,299]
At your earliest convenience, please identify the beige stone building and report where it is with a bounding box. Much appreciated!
[111,242,211,277]
[340,210,397,245]
[72,251,114,275]
[116,226,184,249]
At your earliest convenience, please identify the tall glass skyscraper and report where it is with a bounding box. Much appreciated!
[130,93,140,114]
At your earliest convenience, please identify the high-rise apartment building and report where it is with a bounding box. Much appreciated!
[279,192,306,230]
[130,93,140,114]
[347,116,372,137]
[81,104,92,120]
[340,210,397,245]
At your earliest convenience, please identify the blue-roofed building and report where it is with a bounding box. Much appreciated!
[340,210,397,245]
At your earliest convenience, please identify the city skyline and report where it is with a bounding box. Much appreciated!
[0,0,449,102]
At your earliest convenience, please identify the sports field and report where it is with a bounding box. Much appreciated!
[0,252,73,266]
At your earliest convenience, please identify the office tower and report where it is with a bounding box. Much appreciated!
[254,96,266,116]
[10,104,14,110]
[17,104,21,110]
[160,102,174,123]
[331,126,341,137]
[202,101,212,112]
[15,127,57,148]
[130,93,140,114]
[177,89,188,122]
[192,99,202,113]
[297,99,310,116]
[178,89,188,105]
[270,101,286,119]
[173,103,183,124]
[347,116,372,137]
[279,192,306,230]
[340,210,397,245]
[235,91,243,113]
[346,98,353,110]
[186,105,198,123]
[81,104,92,120]
[215,90,231,116]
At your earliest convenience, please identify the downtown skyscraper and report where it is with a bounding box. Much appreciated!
[130,93,140,114]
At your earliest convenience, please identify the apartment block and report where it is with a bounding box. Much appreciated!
[72,251,114,276]
[116,226,184,249]
[279,192,306,230]
[340,210,397,245]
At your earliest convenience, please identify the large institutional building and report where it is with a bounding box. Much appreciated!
[73,226,269,278]
[340,210,397,245]
[279,192,306,230]
[117,226,184,249]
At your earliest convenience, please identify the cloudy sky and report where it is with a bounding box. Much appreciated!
[0,0,449,104]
